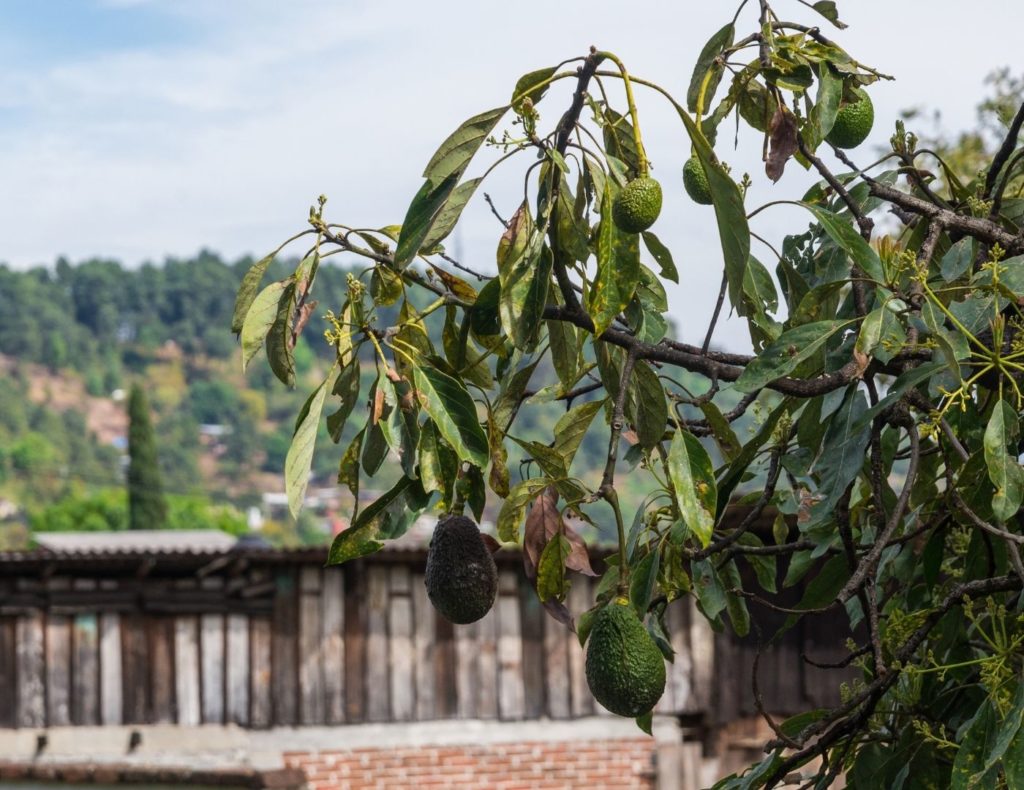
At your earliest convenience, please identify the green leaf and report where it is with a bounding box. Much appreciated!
[803,204,885,283]
[537,534,571,603]
[266,282,296,387]
[687,23,735,114]
[699,401,741,462]
[547,316,580,388]
[635,710,654,736]
[952,702,998,790]
[1006,717,1024,788]
[984,399,1024,521]
[370,264,403,306]
[633,361,668,450]
[810,1,848,29]
[232,251,277,334]
[423,106,507,181]
[553,399,606,467]
[499,237,551,350]
[588,180,641,337]
[641,231,679,283]
[805,63,842,150]
[810,386,870,519]
[855,306,885,356]
[629,550,660,616]
[326,475,430,565]
[668,430,717,547]
[412,362,488,468]
[721,560,750,637]
[941,238,974,281]
[980,683,1024,776]
[491,355,542,432]
[394,173,460,269]
[672,105,750,315]
[735,319,850,393]
[325,362,361,442]
[511,436,570,479]
[240,280,288,371]
[285,377,330,518]
[423,177,484,252]
[337,428,363,498]
[691,558,727,620]
[511,67,557,113]
[497,477,551,543]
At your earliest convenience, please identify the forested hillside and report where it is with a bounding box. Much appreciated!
[0,252,714,550]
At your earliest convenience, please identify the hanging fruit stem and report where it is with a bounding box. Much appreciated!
[597,51,649,178]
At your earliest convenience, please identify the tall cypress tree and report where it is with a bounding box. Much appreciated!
[127,384,167,529]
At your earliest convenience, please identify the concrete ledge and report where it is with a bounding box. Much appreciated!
[0,762,304,788]
[0,716,681,770]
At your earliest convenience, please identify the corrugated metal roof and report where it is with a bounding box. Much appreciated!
[33,530,238,554]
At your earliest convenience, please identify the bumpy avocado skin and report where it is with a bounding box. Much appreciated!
[826,90,874,149]
[682,157,714,205]
[424,515,498,624]
[585,601,667,717]
[612,177,663,233]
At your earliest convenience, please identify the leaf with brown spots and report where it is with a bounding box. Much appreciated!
[766,106,800,183]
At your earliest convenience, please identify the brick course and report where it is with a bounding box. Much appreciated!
[284,738,657,790]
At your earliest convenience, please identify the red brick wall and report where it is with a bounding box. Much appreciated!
[284,738,657,790]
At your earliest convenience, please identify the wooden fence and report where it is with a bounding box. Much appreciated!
[0,546,851,731]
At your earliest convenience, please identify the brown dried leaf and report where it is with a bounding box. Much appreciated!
[766,106,800,183]
[523,486,596,584]
[480,533,502,555]
[290,300,318,350]
[371,386,385,425]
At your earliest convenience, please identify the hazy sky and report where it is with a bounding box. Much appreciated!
[1,0,1020,350]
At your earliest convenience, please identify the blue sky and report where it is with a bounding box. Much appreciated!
[1,0,1020,350]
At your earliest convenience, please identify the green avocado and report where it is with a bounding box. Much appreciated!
[682,157,714,205]
[612,177,663,233]
[826,89,874,149]
[585,599,666,717]
[424,514,498,624]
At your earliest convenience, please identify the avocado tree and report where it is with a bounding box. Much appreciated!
[233,0,1024,786]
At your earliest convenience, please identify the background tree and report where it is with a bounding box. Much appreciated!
[127,383,167,530]
[236,1,1024,786]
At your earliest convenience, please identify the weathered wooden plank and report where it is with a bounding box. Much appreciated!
[475,606,499,720]
[567,581,593,717]
[411,573,435,720]
[432,614,457,719]
[225,613,250,726]
[99,612,122,725]
[668,598,695,714]
[174,616,201,726]
[365,565,390,722]
[343,565,366,722]
[298,567,325,725]
[454,618,478,719]
[16,612,45,727]
[0,618,17,727]
[543,604,571,719]
[388,566,415,722]
[45,614,72,726]
[120,614,148,723]
[200,614,225,724]
[271,569,298,725]
[72,613,99,725]
[321,569,345,724]
[496,570,525,720]
[689,597,715,715]
[249,616,272,728]
[518,574,546,719]
[149,617,175,723]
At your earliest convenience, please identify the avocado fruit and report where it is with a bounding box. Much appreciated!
[612,176,663,233]
[826,89,874,149]
[424,514,498,624]
[585,599,666,717]
[682,157,714,205]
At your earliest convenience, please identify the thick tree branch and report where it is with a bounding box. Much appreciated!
[984,100,1024,199]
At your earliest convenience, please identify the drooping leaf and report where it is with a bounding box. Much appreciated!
[537,534,572,603]
[734,320,851,393]
[423,106,508,181]
[951,702,998,790]
[629,550,660,616]
[499,237,551,350]
[326,361,361,443]
[588,180,641,337]
[232,251,277,334]
[803,204,885,283]
[984,398,1024,521]
[641,231,679,283]
[810,1,848,29]
[668,430,717,547]
[687,23,735,114]
[497,477,550,543]
[523,486,595,585]
[809,386,871,521]
[285,376,330,518]
[766,106,800,182]
[699,401,741,462]
[266,282,297,387]
[632,361,668,450]
[691,558,727,620]
[240,280,288,371]
[511,66,557,113]
[552,399,606,467]
[805,63,842,150]
[394,173,460,268]
[419,177,483,252]
[326,475,430,565]
[412,362,488,468]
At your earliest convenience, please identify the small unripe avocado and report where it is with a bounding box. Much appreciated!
[682,157,713,205]
[424,515,498,624]
[585,599,666,717]
[826,89,874,149]
[612,177,663,233]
